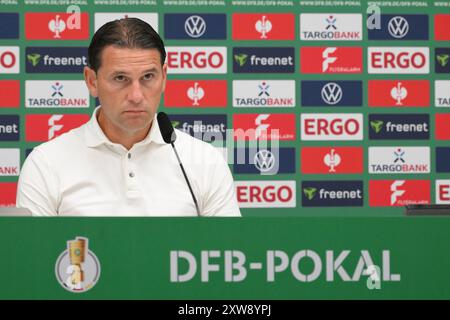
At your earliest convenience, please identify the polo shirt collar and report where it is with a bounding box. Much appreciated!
[85,106,167,148]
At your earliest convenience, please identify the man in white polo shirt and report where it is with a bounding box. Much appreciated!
[16,18,241,217]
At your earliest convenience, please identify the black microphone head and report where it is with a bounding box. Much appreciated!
[157,111,177,144]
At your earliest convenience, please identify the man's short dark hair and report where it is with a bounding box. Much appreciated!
[88,17,166,72]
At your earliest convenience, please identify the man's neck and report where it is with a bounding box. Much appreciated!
[97,109,152,150]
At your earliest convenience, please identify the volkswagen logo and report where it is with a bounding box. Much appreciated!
[321,82,343,105]
[184,15,207,38]
[254,150,275,173]
[388,16,409,39]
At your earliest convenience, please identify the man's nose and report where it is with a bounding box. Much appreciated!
[127,80,144,104]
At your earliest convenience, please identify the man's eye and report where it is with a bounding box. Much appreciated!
[143,73,154,80]
[114,75,126,81]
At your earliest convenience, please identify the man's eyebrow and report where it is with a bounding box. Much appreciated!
[110,68,159,76]
[110,71,129,76]
[141,68,159,74]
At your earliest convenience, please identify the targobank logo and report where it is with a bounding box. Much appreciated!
[300,14,362,40]
[26,81,89,108]
[233,80,295,107]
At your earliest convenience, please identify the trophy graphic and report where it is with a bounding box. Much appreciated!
[66,237,87,290]
[55,236,101,293]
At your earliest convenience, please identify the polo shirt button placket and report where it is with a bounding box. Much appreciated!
[125,152,140,198]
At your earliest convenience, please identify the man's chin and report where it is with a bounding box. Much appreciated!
[121,118,152,133]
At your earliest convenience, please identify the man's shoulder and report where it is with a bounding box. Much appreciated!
[32,123,86,155]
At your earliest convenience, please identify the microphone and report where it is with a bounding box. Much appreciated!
[157,112,200,216]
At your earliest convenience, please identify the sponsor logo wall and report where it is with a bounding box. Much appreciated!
[0,2,449,214]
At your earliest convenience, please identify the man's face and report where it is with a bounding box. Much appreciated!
[84,46,167,136]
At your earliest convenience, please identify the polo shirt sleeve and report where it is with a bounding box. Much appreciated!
[201,146,241,217]
[16,148,59,216]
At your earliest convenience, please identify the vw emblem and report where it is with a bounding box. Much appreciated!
[254,150,275,173]
[321,83,343,105]
[388,16,409,39]
[184,15,206,38]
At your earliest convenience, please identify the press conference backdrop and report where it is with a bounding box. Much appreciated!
[1,0,450,216]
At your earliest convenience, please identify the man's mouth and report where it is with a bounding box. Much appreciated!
[124,110,146,114]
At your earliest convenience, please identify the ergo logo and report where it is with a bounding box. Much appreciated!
[301,114,363,140]
[368,47,429,74]
[166,47,226,74]
[235,181,296,208]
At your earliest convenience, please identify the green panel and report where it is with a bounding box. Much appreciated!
[0,216,449,299]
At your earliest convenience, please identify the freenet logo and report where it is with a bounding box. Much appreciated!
[25,114,89,142]
[25,81,89,108]
[164,14,226,39]
[301,81,362,107]
[368,147,430,174]
[301,147,363,174]
[435,14,450,41]
[368,14,428,40]
[0,115,20,141]
[369,180,430,207]
[166,47,227,74]
[25,47,87,73]
[95,13,158,32]
[25,12,89,40]
[435,81,450,107]
[0,13,19,39]
[233,80,295,108]
[301,113,363,141]
[233,114,296,141]
[169,114,227,142]
[0,149,20,176]
[368,114,430,140]
[300,47,363,74]
[0,80,20,108]
[436,147,450,173]
[233,148,295,175]
[368,80,430,107]
[235,181,296,208]
[436,180,450,204]
[164,80,227,108]
[300,14,362,41]
[435,48,450,74]
[233,47,295,73]
[232,13,295,40]
[302,181,363,207]
[368,47,429,74]
[0,182,17,207]
[0,46,19,74]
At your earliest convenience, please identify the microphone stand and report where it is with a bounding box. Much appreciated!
[171,142,201,216]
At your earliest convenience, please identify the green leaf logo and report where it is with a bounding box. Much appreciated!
[234,54,248,67]
[303,187,317,201]
[27,53,41,67]
[370,120,384,134]
[171,121,180,128]
[436,54,449,67]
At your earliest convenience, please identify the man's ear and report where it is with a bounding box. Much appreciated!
[161,63,168,92]
[84,66,98,98]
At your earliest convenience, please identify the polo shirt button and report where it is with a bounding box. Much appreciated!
[129,172,135,178]
[128,153,131,159]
